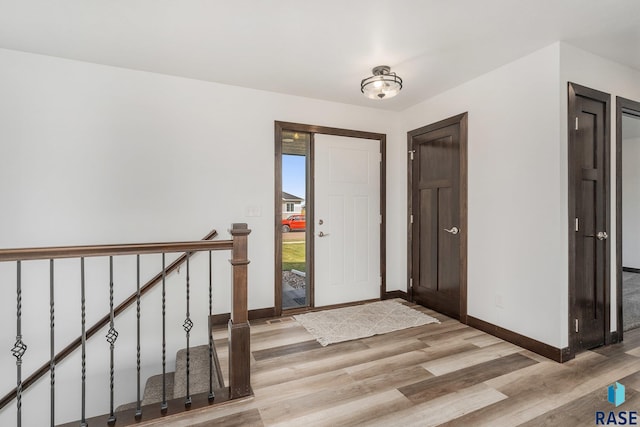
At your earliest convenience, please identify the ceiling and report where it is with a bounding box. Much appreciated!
[0,0,638,111]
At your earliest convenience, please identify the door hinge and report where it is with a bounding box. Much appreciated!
[575,217,579,232]
[410,214,414,224]
[575,319,579,333]
[378,152,382,163]
[575,117,579,130]
[409,150,415,160]
[379,214,383,224]
[410,278,413,288]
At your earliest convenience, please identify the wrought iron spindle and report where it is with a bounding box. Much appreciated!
[183,256,193,407]
[208,250,214,401]
[106,257,118,425]
[161,253,167,413]
[80,258,87,427]
[136,254,142,419]
[12,261,27,427]
[50,259,55,427]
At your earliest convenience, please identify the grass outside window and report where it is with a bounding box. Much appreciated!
[282,242,306,272]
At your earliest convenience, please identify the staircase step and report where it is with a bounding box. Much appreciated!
[173,345,224,398]
[142,372,176,405]
[116,341,225,414]
[115,372,175,412]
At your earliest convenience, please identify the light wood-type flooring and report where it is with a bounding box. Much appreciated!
[138,301,640,427]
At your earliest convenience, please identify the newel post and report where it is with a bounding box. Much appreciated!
[228,223,251,398]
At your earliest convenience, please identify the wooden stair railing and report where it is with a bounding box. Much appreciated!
[0,223,252,426]
[0,229,219,411]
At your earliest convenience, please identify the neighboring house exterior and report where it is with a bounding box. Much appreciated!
[282,191,305,219]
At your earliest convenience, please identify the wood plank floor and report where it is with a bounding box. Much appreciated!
[138,302,640,426]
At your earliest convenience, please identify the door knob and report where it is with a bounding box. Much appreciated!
[318,231,330,237]
[596,231,608,240]
[443,226,459,235]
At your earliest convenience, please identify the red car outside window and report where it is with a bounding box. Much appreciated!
[282,215,306,232]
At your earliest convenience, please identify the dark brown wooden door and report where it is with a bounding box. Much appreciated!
[410,120,463,319]
[569,83,610,351]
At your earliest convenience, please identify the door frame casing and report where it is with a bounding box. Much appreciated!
[274,121,387,316]
[567,82,611,357]
[615,96,640,343]
[407,112,468,322]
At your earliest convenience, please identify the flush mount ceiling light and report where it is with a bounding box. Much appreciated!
[360,65,403,100]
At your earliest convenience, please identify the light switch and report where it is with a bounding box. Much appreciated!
[245,206,262,217]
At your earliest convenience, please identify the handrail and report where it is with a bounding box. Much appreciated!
[0,228,221,411]
[0,239,232,262]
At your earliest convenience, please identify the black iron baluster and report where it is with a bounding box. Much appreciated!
[12,261,27,427]
[183,256,193,407]
[136,254,142,419]
[161,253,168,413]
[50,259,55,427]
[106,257,118,425]
[80,258,87,427]
[208,250,214,401]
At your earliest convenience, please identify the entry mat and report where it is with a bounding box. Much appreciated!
[294,299,440,346]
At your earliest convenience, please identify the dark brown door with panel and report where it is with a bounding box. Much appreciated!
[409,114,467,320]
[568,82,610,352]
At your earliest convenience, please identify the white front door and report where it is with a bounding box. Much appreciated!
[314,134,381,306]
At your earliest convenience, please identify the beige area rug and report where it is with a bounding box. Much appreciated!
[294,299,440,346]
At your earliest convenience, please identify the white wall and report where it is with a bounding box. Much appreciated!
[623,134,640,269]
[391,43,564,347]
[559,42,640,334]
[0,47,397,308]
[0,47,397,425]
[383,116,406,294]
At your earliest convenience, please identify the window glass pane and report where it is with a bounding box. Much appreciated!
[281,131,309,309]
